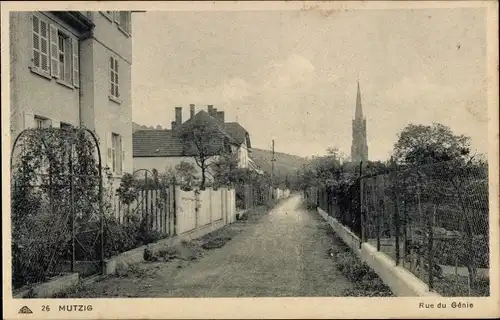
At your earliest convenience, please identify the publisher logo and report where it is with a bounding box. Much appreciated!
[18,306,33,314]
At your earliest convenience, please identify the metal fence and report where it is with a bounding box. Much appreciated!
[360,160,489,296]
[309,159,489,297]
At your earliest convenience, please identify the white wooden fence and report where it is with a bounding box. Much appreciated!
[175,187,236,235]
[110,185,237,236]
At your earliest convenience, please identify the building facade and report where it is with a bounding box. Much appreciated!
[10,11,134,176]
[351,81,369,163]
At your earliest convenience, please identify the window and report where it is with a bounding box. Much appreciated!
[33,16,80,87]
[111,133,122,174]
[34,116,50,129]
[101,11,113,21]
[109,56,120,99]
[32,15,49,73]
[117,11,131,35]
[60,122,73,130]
[57,32,72,83]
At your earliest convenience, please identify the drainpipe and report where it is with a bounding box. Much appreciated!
[78,30,93,128]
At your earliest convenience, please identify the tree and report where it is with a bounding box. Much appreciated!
[174,161,200,190]
[392,123,488,288]
[393,123,471,166]
[212,151,240,187]
[179,118,231,189]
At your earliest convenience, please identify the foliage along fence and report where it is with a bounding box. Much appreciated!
[236,182,291,211]
[109,181,174,236]
[305,159,489,297]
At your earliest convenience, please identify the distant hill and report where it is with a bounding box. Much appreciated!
[249,148,309,180]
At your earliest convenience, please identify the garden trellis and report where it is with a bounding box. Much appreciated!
[11,127,104,289]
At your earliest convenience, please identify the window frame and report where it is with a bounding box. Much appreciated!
[57,31,72,84]
[109,56,121,102]
[117,11,131,36]
[111,133,122,174]
[34,115,50,129]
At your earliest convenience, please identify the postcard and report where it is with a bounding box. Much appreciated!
[2,1,499,319]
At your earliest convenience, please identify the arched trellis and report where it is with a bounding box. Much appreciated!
[10,127,105,288]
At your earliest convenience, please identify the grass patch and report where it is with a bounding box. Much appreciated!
[329,235,394,297]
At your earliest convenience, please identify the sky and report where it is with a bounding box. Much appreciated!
[131,7,488,160]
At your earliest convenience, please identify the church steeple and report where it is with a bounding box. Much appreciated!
[355,81,363,119]
[351,81,368,163]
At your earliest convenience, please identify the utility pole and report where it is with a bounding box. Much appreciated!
[271,139,275,199]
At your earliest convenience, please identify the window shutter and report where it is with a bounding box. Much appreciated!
[72,38,80,87]
[23,111,35,129]
[39,20,49,73]
[106,132,113,170]
[49,24,59,78]
[31,15,40,69]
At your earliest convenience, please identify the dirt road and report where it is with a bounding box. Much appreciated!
[67,195,354,297]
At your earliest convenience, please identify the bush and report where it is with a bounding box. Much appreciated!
[103,216,167,259]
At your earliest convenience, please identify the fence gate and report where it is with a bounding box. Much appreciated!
[127,169,173,236]
[11,128,104,289]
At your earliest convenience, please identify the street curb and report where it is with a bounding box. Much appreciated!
[317,207,441,297]
[13,273,80,299]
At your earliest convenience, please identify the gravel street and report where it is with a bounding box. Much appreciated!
[67,195,354,297]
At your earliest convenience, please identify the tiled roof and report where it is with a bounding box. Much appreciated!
[133,110,252,158]
[133,130,185,157]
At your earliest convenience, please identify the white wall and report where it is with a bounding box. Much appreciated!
[237,140,249,168]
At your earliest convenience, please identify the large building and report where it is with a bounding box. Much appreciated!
[350,81,369,163]
[132,104,262,178]
[10,11,135,176]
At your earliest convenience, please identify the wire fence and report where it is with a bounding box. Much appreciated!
[360,160,489,296]
[309,159,489,297]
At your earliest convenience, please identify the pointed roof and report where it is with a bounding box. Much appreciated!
[355,81,363,119]
[223,122,251,148]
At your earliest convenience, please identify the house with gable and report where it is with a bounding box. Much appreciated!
[132,104,262,179]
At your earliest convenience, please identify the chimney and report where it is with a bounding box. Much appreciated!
[171,121,177,130]
[190,104,195,119]
[217,111,225,123]
[207,105,214,115]
[175,107,182,126]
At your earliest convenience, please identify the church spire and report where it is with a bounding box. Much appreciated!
[355,80,363,119]
[351,80,368,163]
